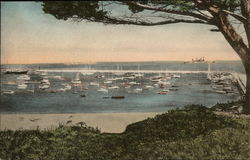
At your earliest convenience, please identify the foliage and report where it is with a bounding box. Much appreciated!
[211,100,244,112]
[41,1,242,21]
[1,105,250,160]
[42,1,107,21]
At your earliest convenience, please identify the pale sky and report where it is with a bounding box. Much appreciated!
[1,2,241,64]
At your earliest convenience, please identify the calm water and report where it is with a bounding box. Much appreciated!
[0,61,244,113]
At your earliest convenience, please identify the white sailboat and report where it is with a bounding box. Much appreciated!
[40,71,48,76]
[39,76,50,89]
[2,90,15,95]
[108,85,119,89]
[17,80,28,89]
[144,85,154,90]
[90,82,99,86]
[97,87,109,93]
[71,73,81,85]
[82,65,94,75]
[104,80,113,84]
[17,75,30,81]
[172,74,181,78]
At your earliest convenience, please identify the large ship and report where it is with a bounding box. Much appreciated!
[184,57,208,64]
[4,69,28,74]
[191,57,206,63]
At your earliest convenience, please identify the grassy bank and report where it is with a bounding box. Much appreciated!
[0,104,250,160]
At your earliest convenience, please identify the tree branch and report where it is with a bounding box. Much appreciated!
[221,9,248,24]
[129,1,213,22]
[100,16,212,26]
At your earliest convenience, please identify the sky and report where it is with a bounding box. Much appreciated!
[1,2,241,64]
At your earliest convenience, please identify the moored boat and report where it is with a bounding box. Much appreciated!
[5,69,28,74]
[2,90,15,95]
[17,83,28,89]
[111,96,125,99]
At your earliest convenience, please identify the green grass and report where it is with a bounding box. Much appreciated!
[0,105,250,160]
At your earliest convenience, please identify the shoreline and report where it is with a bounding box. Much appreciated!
[0,112,162,133]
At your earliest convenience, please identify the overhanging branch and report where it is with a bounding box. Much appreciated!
[129,1,213,22]
[221,9,248,24]
[100,16,212,26]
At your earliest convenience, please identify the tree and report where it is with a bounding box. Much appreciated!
[41,0,250,114]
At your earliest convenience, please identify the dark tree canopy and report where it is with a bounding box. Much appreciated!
[42,1,245,25]
[41,0,250,114]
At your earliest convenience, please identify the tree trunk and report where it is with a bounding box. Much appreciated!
[240,0,250,114]
[214,12,250,114]
[243,61,250,114]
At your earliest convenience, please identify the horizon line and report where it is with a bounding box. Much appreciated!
[1,59,242,65]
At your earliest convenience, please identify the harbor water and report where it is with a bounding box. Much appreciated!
[0,61,245,114]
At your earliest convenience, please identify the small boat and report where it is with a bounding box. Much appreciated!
[40,71,48,76]
[64,84,72,90]
[114,77,124,80]
[17,75,30,81]
[39,84,50,89]
[48,90,57,93]
[2,90,15,95]
[158,81,171,85]
[57,88,66,92]
[52,75,62,79]
[104,80,113,84]
[27,89,35,93]
[223,86,232,91]
[80,94,86,97]
[17,83,28,89]
[215,90,227,94]
[124,85,131,89]
[107,78,116,81]
[103,96,111,99]
[5,69,28,74]
[125,76,135,79]
[96,75,105,78]
[153,83,159,87]
[108,86,119,89]
[159,84,165,88]
[169,88,179,91]
[71,73,81,85]
[90,82,99,86]
[39,77,50,89]
[172,74,181,78]
[129,81,139,85]
[144,85,154,90]
[111,96,125,99]
[162,89,170,92]
[97,88,108,93]
[41,78,50,85]
[171,85,179,88]
[134,88,143,92]
[80,87,88,91]
[158,90,169,95]
[151,79,161,83]
[133,73,144,78]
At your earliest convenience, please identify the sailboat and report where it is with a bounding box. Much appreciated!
[82,64,94,75]
[2,90,15,95]
[97,87,109,93]
[17,75,30,81]
[17,83,28,89]
[134,64,144,78]
[39,77,50,89]
[71,73,81,85]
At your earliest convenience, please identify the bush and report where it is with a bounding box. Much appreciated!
[0,105,249,160]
